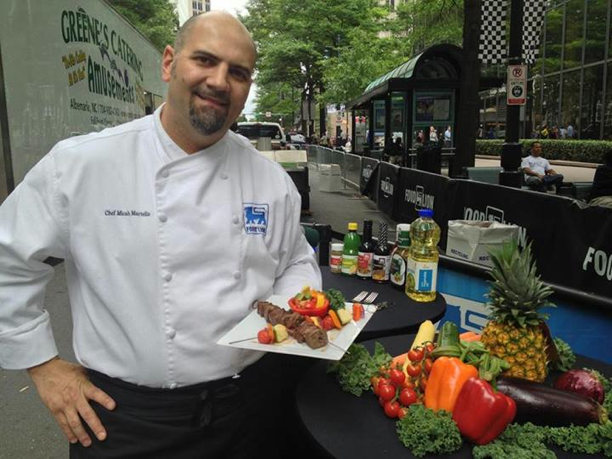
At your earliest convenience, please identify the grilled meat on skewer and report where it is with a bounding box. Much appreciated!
[256,301,328,349]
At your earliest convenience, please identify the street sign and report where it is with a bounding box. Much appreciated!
[265,111,271,118]
[507,65,527,105]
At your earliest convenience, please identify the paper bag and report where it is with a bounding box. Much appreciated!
[446,220,519,267]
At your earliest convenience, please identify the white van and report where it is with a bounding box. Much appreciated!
[236,122,285,150]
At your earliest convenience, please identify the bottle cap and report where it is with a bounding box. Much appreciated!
[331,243,343,251]
[348,222,358,231]
[419,209,434,218]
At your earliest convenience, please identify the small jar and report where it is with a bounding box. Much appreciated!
[330,243,343,274]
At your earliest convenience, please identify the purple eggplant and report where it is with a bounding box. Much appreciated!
[554,369,605,404]
[497,377,607,427]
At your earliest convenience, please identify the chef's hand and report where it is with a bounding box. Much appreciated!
[27,357,116,447]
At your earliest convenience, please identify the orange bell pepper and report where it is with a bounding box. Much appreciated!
[424,356,478,413]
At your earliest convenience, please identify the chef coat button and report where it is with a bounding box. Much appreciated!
[221,173,228,180]
[169,382,178,390]
[233,271,241,280]
[166,328,176,339]
[158,214,168,222]
[232,216,239,224]
[163,272,173,282]
[161,170,170,178]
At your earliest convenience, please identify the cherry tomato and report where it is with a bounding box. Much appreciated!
[378,396,387,407]
[406,364,422,378]
[321,316,334,331]
[389,369,406,387]
[384,400,400,418]
[377,377,391,392]
[257,329,272,344]
[371,376,381,395]
[398,406,409,419]
[408,348,424,362]
[399,388,418,406]
[401,379,415,390]
[424,358,433,374]
[425,343,436,353]
[379,384,396,402]
[419,376,428,391]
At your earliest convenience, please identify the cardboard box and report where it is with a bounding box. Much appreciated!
[446,220,519,267]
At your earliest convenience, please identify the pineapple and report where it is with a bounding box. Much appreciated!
[481,240,555,382]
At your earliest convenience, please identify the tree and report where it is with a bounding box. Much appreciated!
[108,0,179,52]
[243,0,376,136]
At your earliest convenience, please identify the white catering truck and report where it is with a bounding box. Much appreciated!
[0,0,167,202]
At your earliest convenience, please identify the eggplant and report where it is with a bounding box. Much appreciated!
[496,377,608,427]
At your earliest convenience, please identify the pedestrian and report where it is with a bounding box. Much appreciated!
[0,11,320,458]
[444,126,452,147]
[521,141,564,192]
[429,125,438,143]
[567,122,575,139]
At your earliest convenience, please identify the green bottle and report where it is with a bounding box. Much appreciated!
[341,222,361,276]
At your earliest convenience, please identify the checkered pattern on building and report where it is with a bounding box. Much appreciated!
[522,0,546,64]
[479,0,507,64]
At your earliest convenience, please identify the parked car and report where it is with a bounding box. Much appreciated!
[236,122,285,150]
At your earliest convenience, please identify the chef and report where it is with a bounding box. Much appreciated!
[0,11,321,458]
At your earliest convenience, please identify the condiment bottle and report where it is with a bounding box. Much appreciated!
[330,243,343,274]
[390,229,411,291]
[341,222,361,276]
[372,221,391,283]
[406,209,440,302]
[357,220,374,280]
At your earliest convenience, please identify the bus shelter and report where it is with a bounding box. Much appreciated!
[347,44,501,167]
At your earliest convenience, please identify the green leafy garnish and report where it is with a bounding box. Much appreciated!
[550,338,576,372]
[325,288,346,312]
[326,342,391,396]
[396,405,462,457]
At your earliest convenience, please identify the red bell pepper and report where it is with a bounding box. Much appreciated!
[452,377,516,445]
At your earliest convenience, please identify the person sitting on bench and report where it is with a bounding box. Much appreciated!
[521,141,564,192]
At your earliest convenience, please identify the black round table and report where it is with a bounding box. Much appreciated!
[295,334,612,459]
[322,268,446,341]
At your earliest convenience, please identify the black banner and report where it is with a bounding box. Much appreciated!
[377,162,400,219]
[395,168,452,247]
[360,158,380,201]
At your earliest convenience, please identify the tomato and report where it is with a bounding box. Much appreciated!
[257,329,272,344]
[408,348,424,362]
[423,358,433,374]
[419,376,428,391]
[401,379,415,390]
[425,343,436,353]
[397,406,409,419]
[377,377,391,391]
[399,388,418,406]
[406,364,421,378]
[383,400,400,418]
[378,396,387,407]
[371,376,381,395]
[378,384,396,402]
[389,369,406,386]
[321,316,334,331]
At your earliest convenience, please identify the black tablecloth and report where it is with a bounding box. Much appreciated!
[295,334,612,459]
[322,269,447,341]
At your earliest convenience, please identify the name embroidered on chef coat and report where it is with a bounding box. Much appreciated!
[243,204,268,235]
[104,210,151,217]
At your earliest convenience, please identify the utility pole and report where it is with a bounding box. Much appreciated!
[499,0,524,187]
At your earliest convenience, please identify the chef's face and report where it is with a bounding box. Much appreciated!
[162,15,255,137]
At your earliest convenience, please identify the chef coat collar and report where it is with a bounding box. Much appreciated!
[153,104,230,164]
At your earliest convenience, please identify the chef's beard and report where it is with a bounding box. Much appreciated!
[189,96,229,136]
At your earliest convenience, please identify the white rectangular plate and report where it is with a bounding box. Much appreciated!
[217,295,375,360]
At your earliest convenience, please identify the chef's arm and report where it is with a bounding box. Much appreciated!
[272,184,322,295]
[0,153,67,370]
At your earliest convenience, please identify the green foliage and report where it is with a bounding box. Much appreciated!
[324,288,346,312]
[396,405,463,457]
[326,342,391,397]
[476,139,612,163]
[551,338,576,372]
[108,0,178,52]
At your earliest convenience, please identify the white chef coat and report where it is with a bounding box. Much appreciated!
[0,105,321,388]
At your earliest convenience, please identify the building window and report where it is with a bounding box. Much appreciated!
[604,62,612,140]
[542,75,561,128]
[563,0,584,71]
[580,64,604,139]
[561,70,581,132]
[543,6,563,73]
[584,0,607,64]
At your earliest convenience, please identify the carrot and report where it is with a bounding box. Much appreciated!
[459,331,481,342]
[391,353,408,369]
[328,310,342,329]
[459,331,476,339]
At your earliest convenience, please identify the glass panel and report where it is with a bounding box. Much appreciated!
[580,65,604,139]
[390,92,405,142]
[605,63,612,140]
[531,77,544,134]
[584,0,607,64]
[561,70,581,136]
[563,0,585,70]
[542,75,561,132]
[373,99,386,147]
[544,5,564,72]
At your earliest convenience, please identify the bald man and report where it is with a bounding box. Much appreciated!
[0,12,320,458]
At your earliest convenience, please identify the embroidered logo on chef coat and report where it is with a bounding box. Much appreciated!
[243,203,268,235]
